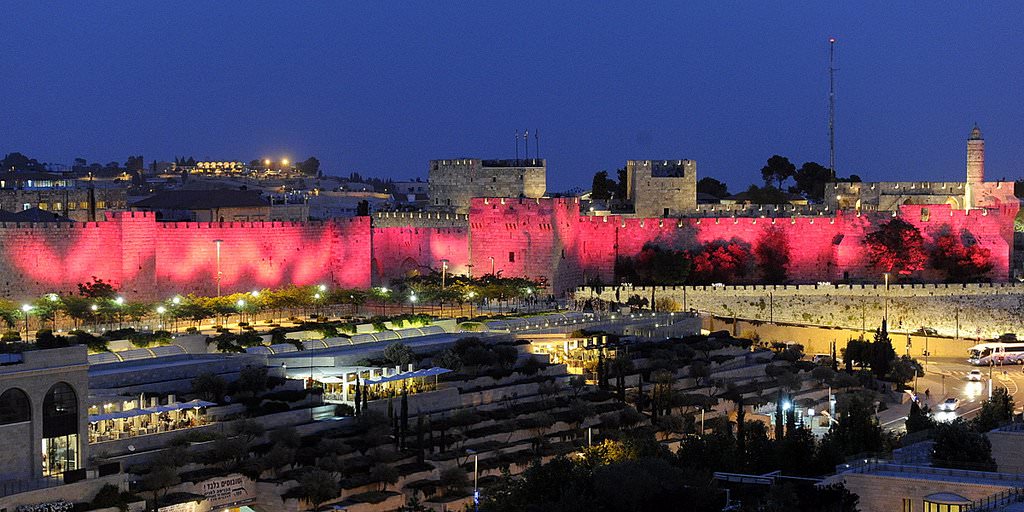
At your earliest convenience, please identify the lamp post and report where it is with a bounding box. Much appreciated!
[466,449,479,512]
[236,299,246,327]
[883,272,891,325]
[114,296,124,330]
[171,296,181,332]
[441,260,449,288]
[488,256,495,276]
[379,287,390,316]
[156,306,166,329]
[410,293,417,314]
[213,239,224,297]
[20,304,31,340]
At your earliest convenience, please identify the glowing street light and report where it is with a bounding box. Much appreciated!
[156,305,167,328]
[410,293,418,314]
[281,158,290,167]
[171,296,182,305]
[20,304,32,339]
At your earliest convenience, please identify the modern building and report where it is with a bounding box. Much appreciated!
[625,159,698,217]
[0,346,90,482]
[428,158,546,213]
[826,462,1024,512]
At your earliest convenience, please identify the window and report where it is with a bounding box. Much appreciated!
[22,203,30,211]
[42,382,79,476]
[921,207,930,221]
[38,203,48,211]
[508,251,515,263]
[0,388,30,425]
[53,202,62,211]
[904,498,913,512]
[95,201,106,209]
[80,202,88,209]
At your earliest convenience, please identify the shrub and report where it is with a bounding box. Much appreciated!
[1,331,21,342]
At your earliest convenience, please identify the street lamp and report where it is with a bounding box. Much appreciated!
[114,297,124,329]
[466,449,479,512]
[441,260,449,288]
[236,299,246,326]
[20,304,31,340]
[410,293,417,314]
[488,256,495,276]
[156,306,166,328]
[883,272,891,325]
[213,239,224,297]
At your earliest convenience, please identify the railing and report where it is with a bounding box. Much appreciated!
[0,475,63,498]
[965,488,1024,512]
[843,463,1024,485]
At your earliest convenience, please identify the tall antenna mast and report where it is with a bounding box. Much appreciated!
[515,130,520,164]
[828,37,837,180]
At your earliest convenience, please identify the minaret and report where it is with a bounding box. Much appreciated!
[966,124,985,208]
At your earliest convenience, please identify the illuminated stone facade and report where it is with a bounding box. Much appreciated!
[626,159,698,217]
[428,158,546,214]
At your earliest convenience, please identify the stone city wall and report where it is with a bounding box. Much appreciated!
[0,198,1015,300]
[581,283,1024,340]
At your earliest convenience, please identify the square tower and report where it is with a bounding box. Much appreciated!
[626,159,697,217]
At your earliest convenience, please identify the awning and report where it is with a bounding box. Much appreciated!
[318,376,345,384]
[88,409,150,423]
[364,367,452,385]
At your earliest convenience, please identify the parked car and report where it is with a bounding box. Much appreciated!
[938,397,961,411]
[968,370,983,382]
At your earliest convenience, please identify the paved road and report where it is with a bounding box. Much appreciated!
[879,356,1024,431]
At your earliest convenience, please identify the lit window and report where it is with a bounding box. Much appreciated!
[38,203,48,211]
[96,201,106,209]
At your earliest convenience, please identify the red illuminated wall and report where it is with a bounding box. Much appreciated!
[0,212,370,300]
[0,199,1014,301]
[466,198,1018,294]
[371,226,470,283]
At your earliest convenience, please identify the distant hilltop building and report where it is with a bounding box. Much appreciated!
[428,158,546,213]
[626,159,697,217]
[825,125,1017,211]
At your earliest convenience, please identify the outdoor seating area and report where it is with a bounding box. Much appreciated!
[87,398,216,443]
[317,366,451,403]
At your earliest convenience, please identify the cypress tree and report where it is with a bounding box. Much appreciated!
[400,385,409,450]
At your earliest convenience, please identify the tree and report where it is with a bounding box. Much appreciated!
[755,226,791,283]
[298,469,340,511]
[237,365,269,396]
[791,161,833,202]
[438,466,469,497]
[435,348,462,371]
[886,355,922,390]
[820,395,884,458]
[356,200,370,216]
[864,218,926,276]
[143,465,180,511]
[973,386,1015,432]
[932,419,996,471]
[696,177,729,199]
[761,155,796,189]
[905,400,935,434]
[191,373,226,403]
[78,277,117,299]
[298,157,321,176]
[370,463,399,492]
[870,324,896,379]
[383,342,415,366]
[591,170,618,201]
[930,228,993,282]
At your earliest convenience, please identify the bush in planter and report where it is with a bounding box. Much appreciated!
[1,331,21,342]
[185,326,198,334]
[335,403,355,417]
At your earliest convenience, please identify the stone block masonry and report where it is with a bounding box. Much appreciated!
[0,197,1015,300]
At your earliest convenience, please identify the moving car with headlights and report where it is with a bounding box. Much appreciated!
[968,370,983,382]
[938,397,961,411]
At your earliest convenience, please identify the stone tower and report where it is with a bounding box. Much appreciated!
[966,124,985,208]
[967,124,985,183]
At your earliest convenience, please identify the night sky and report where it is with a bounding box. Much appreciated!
[2,2,1023,192]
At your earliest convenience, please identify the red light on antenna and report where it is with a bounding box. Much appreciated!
[829,37,836,43]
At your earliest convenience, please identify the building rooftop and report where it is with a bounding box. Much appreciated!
[131,189,269,210]
[0,208,74,223]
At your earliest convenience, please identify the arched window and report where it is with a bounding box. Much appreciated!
[42,382,79,476]
[0,388,30,425]
[43,382,77,438]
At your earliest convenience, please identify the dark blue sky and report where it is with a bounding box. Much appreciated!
[2,2,1023,192]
